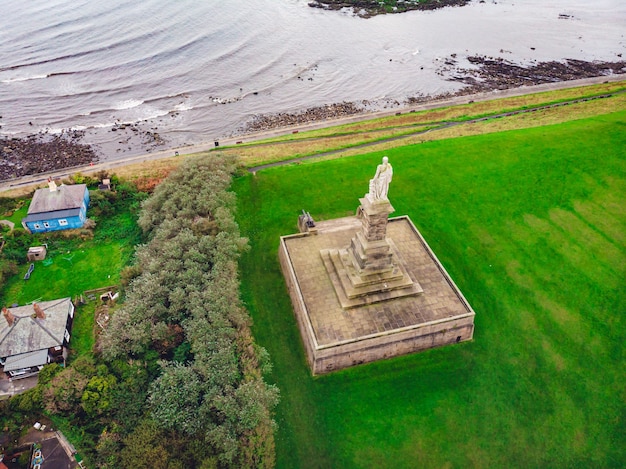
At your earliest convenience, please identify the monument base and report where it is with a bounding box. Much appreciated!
[279,215,475,375]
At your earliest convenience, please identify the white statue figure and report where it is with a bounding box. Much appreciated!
[368,156,393,201]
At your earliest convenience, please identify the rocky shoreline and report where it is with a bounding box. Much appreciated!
[242,58,626,133]
[1,57,624,183]
[446,56,626,93]
[240,102,365,134]
[308,0,470,18]
[0,131,98,182]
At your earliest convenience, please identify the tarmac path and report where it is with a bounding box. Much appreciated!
[248,87,626,173]
[1,74,624,193]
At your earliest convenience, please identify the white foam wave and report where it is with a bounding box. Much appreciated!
[174,102,193,111]
[42,125,89,134]
[142,109,170,120]
[112,99,144,110]
[1,74,49,84]
[93,122,118,129]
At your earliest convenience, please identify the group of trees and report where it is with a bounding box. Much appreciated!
[1,156,278,468]
[99,155,279,467]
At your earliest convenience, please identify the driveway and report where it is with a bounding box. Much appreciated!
[0,373,38,399]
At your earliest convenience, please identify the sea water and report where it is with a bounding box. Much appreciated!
[0,0,624,160]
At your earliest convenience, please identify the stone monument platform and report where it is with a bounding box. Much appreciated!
[279,214,475,374]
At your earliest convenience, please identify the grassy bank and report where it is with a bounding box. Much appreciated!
[224,81,626,167]
[233,110,626,467]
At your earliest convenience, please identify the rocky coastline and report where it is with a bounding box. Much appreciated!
[1,57,624,183]
[0,131,98,182]
[308,0,470,18]
[240,102,364,134]
[446,56,626,93]
[241,58,626,133]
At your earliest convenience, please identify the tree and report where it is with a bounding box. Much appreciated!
[101,155,279,465]
[44,367,89,415]
[148,362,203,436]
[120,420,171,469]
[82,373,117,417]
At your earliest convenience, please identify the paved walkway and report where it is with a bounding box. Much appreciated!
[0,74,624,193]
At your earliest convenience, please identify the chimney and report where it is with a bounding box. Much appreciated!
[33,303,46,320]
[2,307,15,327]
[48,177,57,192]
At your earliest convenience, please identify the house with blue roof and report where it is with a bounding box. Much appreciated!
[22,180,89,233]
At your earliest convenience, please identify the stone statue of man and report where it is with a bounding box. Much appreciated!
[368,156,393,201]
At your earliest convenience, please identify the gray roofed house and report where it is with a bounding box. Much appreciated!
[22,181,90,233]
[0,298,74,378]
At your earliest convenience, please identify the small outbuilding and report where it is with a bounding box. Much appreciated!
[22,180,89,234]
[98,178,112,191]
[27,246,47,261]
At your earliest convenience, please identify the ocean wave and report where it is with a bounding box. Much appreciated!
[43,125,88,135]
[112,99,145,110]
[174,102,194,111]
[1,74,49,83]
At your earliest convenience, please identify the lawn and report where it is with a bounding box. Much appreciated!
[233,110,626,468]
[2,240,126,306]
[1,198,142,362]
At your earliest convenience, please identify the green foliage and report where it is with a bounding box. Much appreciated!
[148,362,203,435]
[44,367,90,415]
[0,258,18,286]
[11,385,43,413]
[88,190,116,218]
[172,340,193,363]
[120,420,171,469]
[38,363,62,385]
[102,155,279,466]
[94,429,122,469]
[18,451,31,466]
[1,229,35,264]
[81,372,117,417]
[233,110,626,468]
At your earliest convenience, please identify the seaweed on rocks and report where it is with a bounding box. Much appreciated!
[309,0,470,18]
[0,131,98,182]
[447,56,626,93]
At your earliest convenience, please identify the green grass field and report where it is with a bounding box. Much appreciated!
[1,204,141,362]
[1,233,130,307]
[233,110,626,468]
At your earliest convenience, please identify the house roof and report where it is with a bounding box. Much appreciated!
[0,298,73,359]
[27,184,87,215]
[23,208,81,223]
[3,349,48,371]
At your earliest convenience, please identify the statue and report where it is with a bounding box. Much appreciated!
[368,156,393,201]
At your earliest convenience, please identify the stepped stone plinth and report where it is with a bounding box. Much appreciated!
[278,157,475,374]
[320,196,423,309]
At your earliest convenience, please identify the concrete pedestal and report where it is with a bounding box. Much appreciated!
[279,215,475,374]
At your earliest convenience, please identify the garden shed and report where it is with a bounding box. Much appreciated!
[27,246,47,261]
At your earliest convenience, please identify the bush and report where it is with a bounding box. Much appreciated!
[101,155,279,466]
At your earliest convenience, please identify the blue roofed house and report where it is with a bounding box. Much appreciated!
[0,298,74,379]
[22,180,89,233]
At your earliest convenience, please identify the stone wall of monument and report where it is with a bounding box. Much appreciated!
[312,315,474,374]
[279,237,318,370]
